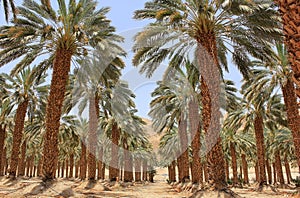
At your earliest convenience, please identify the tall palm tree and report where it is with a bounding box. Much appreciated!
[0,0,124,180]
[133,0,281,190]
[0,67,48,177]
[159,127,181,182]
[73,50,124,180]
[150,70,197,182]
[249,43,300,172]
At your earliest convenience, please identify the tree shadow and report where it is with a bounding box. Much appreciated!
[24,181,54,196]
[84,180,97,189]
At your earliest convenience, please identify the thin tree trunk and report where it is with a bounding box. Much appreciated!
[42,48,73,180]
[189,100,202,184]
[65,159,69,179]
[241,154,249,184]
[178,113,189,182]
[254,114,267,185]
[177,154,183,182]
[0,125,6,176]
[57,162,61,178]
[203,162,208,182]
[9,100,29,177]
[25,158,30,177]
[135,158,141,182]
[109,122,120,181]
[61,161,65,178]
[142,160,147,181]
[88,96,97,180]
[37,159,42,177]
[230,142,238,186]
[80,142,87,180]
[97,146,104,180]
[224,160,229,183]
[275,150,284,185]
[284,155,292,184]
[69,153,74,178]
[75,161,79,178]
[123,141,133,182]
[29,156,34,177]
[102,163,105,180]
[281,79,300,173]
[266,159,272,185]
[273,163,277,184]
[169,160,176,182]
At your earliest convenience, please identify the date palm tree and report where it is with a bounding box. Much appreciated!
[73,49,125,180]
[249,43,300,173]
[133,0,281,190]
[0,67,48,177]
[0,0,124,181]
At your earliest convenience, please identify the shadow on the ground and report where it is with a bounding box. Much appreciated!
[24,181,56,196]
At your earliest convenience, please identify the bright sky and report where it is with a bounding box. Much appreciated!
[0,0,243,118]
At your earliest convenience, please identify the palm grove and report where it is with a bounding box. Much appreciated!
[0,0,299,194]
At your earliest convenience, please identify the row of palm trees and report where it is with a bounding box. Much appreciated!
[0,0,299,194]
[154,44,298,187]
[0,0,156,182]
[0,67,156,181]
[133,0,300,191]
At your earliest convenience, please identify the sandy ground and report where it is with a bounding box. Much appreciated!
[0,168,298,197]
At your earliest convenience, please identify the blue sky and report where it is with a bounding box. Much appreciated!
[0,0,243,118]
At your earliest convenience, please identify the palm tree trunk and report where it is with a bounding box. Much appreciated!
[241,154,249,184]
[135,158,141,182]
[273,162,277,184]
[276,0,300,99]
[284,155,292,184]
[123,141,133,182]
[254,162,259,182]
[224,160,229,183]
[189,100,202,184]
[172,160,176,182]
[80,142,87,180]
[69,153,74,178]
[102,163,105,180]
[75,161,79,178]
[9,100,29,177]
[42,48,73,180]
[169,160,176,182]
[178,113,189,182]
[57,162,61,178]
[275,150,284,185]
[254,114,267,185]
[29,156,34,177]
[37,159,42,177]
[88,96,97,180]
[197,33,226,189]
[97,147,103,180]
[266,159,272,185]
[230,142,238,186]
[203,162,208,182]
[65,159,69,179]
[0,125,6,176]
[142,160,147,181]
[109,122,120,181]
[281,79,300,173]
[17,140,26,176]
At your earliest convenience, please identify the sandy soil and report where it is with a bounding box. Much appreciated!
[0,168,298,198]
